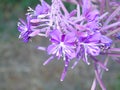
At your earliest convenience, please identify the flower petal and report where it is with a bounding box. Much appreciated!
[64,33,76,44]
[29,30,40,37]
[87,44,100,56]
[50,30,61,42]
[47,44,59,55]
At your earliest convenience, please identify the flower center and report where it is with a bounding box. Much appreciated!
[60,42,65,47]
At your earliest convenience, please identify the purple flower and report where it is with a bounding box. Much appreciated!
[18,15,32,42]
[18,15,39,42]
[85,32,102,56]
[47,30,76,59]
[72,29,112,72]
[78,34,101,65]
[45,30,76,81]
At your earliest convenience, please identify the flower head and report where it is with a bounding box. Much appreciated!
[17,15,32,42]
[18,15,40,42]
[47,30,76,59]
[45,29,76,81]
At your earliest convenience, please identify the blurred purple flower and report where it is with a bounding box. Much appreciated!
[18,15,40,42]
[17,15,32,42]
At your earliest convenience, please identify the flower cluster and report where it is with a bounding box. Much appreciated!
[17,0,120,90]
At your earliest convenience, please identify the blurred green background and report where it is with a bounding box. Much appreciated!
[0,0,120,90]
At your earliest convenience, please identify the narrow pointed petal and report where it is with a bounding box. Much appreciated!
[94,64,106,90]
[60,58,69,81]
[37,46,46,51]
[43,56,54,66]
[29,30,40,37]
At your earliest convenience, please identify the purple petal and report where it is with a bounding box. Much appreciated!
[94,63,107,90]
[35,4,42,15]
[86,21,100,31]
[71,57,81,69]
[60,57,69,81]
[47,44,58,55]
[87,45,100,56]
[101,35,112,44]
[64,33,76,44]
[60,66,68,81]
[29,30,40,37]
[86,10,99,21]
[37,46,46,51]
[88,32,101,42]
[50,30,61,42]
[82,0,92,16]
[19,19,26,25]
[69,9,77,17]
[26,15,31,26]
[43,56,54,65]
[17,26,24,32]
[35,1,49,15]
[50,38,60,44]
[82,47,90,65]
[41,1,49,13]
[30,18,40,24]
[109,48,120,52]
[64,46,76,59]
